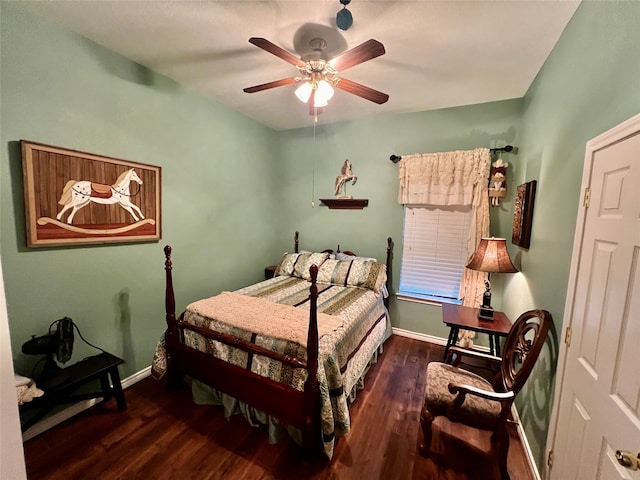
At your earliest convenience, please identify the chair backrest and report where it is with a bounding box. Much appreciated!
[498,309,552,395]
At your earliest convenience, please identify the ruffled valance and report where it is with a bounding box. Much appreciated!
[398,148,490,206]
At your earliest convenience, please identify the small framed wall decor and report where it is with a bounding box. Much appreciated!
[512,180,537,249]
[21,140,161,247]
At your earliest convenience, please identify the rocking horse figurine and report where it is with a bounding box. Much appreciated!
[334,159,358,198]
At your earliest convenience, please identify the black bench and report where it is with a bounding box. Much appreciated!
[20,352,126,431]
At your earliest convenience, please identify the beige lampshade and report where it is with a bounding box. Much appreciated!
[466,237,518,273]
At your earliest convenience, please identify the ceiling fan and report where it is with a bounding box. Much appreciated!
[243,36,389,114]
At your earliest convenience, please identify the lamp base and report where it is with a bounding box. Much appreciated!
[478,306,494,321]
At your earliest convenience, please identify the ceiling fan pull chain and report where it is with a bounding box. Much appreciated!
[311,121,317,208]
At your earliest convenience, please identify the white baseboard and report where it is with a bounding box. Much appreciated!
[22,366,151,442]
[392,327,448,346]
[511,405,542,480]
[391,327,491,352]
[121,366,151,389]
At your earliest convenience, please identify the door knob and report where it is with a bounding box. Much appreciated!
[615,450,639,470]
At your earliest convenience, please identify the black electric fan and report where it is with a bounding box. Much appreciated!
[22,317,75,389]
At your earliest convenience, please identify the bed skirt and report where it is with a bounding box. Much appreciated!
[190,342,386,459]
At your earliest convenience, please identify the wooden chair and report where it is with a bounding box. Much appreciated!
[419,309,552,480]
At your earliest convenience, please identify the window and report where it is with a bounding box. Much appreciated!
[398,205,472,304]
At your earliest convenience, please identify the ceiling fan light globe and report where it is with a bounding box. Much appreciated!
[316,79,334,103]
[295,82,312,103]
[314,97,329,108]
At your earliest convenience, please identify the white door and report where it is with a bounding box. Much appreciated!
[550,114,640,480]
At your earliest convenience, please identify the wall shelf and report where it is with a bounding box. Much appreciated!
[319,198,369,210]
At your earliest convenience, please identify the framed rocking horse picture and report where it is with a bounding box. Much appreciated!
[20,140,161,247]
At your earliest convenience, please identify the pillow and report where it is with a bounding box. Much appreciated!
[293,252,330,280]
[346,259,387,294]
[316,259,352,286]
[274,252,300,277]
[316,258,387,295]
[335,251,377,262]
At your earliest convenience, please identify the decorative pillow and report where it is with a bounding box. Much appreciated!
[346,259,387,294]
[316,258,387,295]
[316,259,352,286]
[274,252,300,277]
[293,252,330,280]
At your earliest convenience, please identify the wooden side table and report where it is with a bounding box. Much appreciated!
[264,265,277,279]
[442,304,512,361]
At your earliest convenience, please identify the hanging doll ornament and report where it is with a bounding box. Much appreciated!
[489,158,509,207]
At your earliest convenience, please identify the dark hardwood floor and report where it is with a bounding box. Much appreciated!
[23,336,535,480]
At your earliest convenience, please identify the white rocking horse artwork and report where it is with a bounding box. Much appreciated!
[334,159,358,198]
[56,168,145,224]
[21,140,161,247]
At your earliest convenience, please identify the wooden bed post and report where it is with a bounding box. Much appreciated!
[384,237,393,308]
[302,264,321,452]
[164,245,181,389]
[294,231,299,253]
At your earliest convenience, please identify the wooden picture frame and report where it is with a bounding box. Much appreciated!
[512,180,536,249]
[21,140,161,247]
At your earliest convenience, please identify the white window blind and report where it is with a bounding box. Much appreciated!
[398,205,472,304]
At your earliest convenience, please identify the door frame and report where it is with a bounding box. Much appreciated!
[544,112,640,479]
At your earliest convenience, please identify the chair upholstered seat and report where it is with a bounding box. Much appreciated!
[425,362,501,430]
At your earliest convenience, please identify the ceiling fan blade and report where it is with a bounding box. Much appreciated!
[243,77,298,93]
[329,39,386,72]
[249,37,306,68]
[335,77,389,104]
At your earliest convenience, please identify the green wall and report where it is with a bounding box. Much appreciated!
[1,3,286,377]
[2,0,639,475]
[507,0,640,469]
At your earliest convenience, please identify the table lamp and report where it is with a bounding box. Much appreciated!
[466,237,518,321]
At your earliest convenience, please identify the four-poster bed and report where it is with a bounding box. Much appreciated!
[155,232,393,458]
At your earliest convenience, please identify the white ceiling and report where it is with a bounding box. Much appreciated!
[24,0,581,131]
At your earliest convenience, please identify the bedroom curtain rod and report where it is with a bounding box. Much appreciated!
[389,145,515,164]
